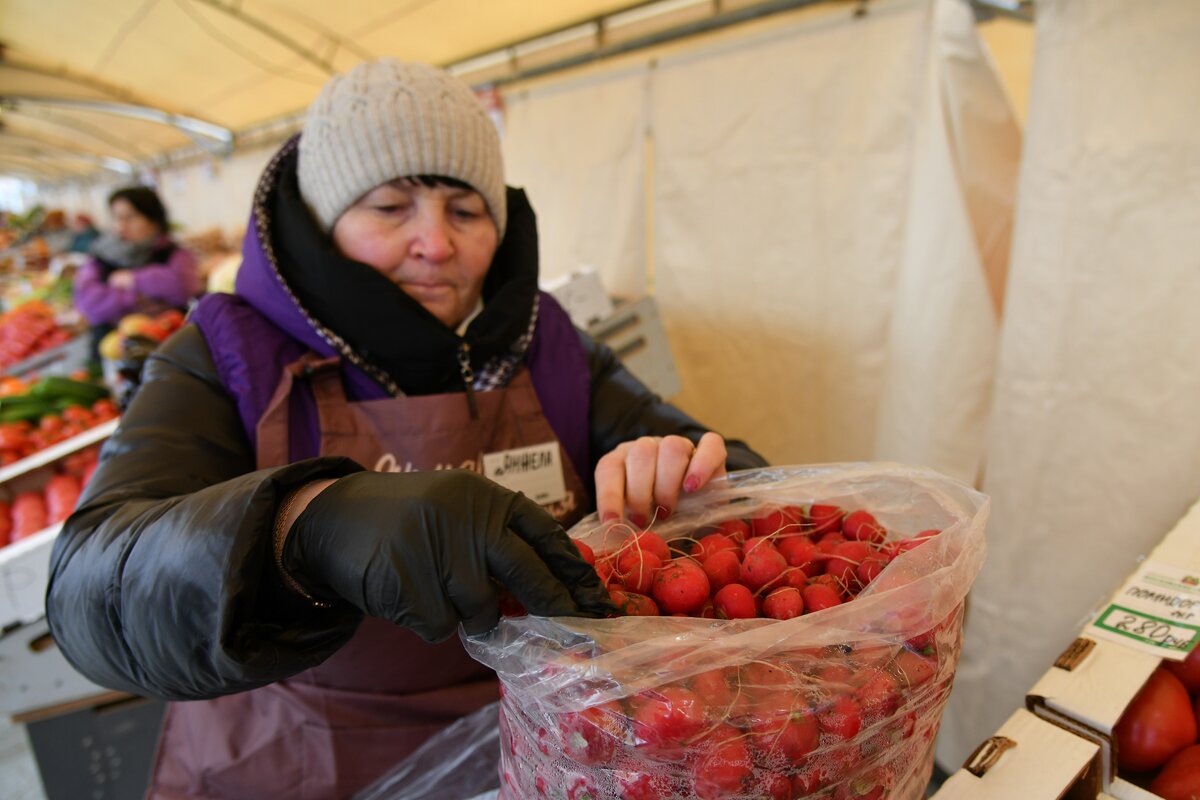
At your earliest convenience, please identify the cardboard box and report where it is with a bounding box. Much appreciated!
[930,708,1101,799]
[1026,635,1161,790]
[1025,496,1200,797]
[0,523,61,629]
[0,616,107,717]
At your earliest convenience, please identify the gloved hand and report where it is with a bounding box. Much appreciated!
[284,470,613,642]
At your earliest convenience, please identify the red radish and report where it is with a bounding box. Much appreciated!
[793,761,836,795]
[615,770,665,800]
[749,694,819,762]
[855,667,902,722]
[716,518,750,544]
[618,549,663,595]
[778,536,820,576]
[856,555,888,587]
[689,669,736,714]
[894,528,941,554]
[762,587,804,620]
[758,772,794,800]
[702,549,741,591]
[622,529,671,561]
[751,506,803,538]
[817,532,847,552]
[631,686,708,751]
[594,560,619,587]
[652,559,710,614]
[610,589,660,616]
[693,532,739,562]
[558,703,626,765]
[802,582,843,613]
[818,664,856,686]
[713,584,757,619]
[843,509,886,544]
[892,649,938,688]
[808,504,844,535]
[817,694,863,741]
[741,660,795,688]
[692,725,753,799]
[825,541,872,587]
[740,544,787,592]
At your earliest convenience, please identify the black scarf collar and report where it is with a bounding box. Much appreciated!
[269,145,540,396]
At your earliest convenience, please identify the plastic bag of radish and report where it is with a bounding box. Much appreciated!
[464,464,989,800]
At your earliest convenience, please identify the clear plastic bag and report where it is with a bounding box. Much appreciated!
[353,701,502,800]
[465,464,989,799]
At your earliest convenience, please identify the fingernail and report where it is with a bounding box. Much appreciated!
[657,506,672,521]
[601,511,619,523]
[630,513,647,528]
[683,477,700,493]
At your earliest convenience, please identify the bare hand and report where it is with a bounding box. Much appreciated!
[109,270,136,290]
[594,432,726,526]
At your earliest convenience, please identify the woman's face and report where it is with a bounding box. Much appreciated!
[332,180,499,330]
[110,198,160,243]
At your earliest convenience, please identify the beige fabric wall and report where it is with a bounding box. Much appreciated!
[36,145,275,236]
[502,67,649,300]
[650,0,1018,476]
[939,0,1200,769]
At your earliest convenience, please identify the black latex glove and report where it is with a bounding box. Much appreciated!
[284,470,613,642]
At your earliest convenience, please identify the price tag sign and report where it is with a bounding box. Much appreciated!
[1087,560,1200,660]
[482,442,567,506]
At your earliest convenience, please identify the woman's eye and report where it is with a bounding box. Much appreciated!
[452,206,482,220]
[375,204,408,214]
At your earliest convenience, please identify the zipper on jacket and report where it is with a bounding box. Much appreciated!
[457,342,480,419]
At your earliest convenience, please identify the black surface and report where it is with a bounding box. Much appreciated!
[25,696,165,800]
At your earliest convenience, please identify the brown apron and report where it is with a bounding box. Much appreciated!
[147,354,587,799]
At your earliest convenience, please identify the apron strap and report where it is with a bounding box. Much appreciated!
[254,353,348,470]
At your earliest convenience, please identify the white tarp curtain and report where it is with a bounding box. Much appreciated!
[939,0,1200,769]
[501,68,649,301]
[502,0,1019,477]
[37,146,275,238]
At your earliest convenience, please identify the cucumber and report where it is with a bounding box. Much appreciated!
[0,402,53,423]
[28,377,109,405]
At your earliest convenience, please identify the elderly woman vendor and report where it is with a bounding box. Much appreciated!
[47,60,765,799]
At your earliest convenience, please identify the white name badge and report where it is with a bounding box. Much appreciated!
[482,442,568,506]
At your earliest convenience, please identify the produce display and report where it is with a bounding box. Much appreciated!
[1115,651,1200,799]
[97,309,186,361]
[0,376,117,465]
[0,301,76,370]
[469,465,988,800]
[0,445,98,547]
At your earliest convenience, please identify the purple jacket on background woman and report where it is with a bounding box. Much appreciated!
[74,235,201,325]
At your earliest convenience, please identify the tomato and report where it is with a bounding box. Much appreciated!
[1150,744,1200,800]
[1114,667,1197,772]
[1166,646,1200,694]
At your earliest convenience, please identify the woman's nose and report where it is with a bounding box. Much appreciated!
[410,210,454,261]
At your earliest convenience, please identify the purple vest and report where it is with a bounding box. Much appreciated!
[189,290,593,483]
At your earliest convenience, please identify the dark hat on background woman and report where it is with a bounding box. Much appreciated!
[108,186,169,232]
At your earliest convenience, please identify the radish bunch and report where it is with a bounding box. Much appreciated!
[493,504,960,799]
[586,505,941,623]
[475,467,989,800]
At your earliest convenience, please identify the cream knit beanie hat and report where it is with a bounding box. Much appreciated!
[298,59,506,236]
